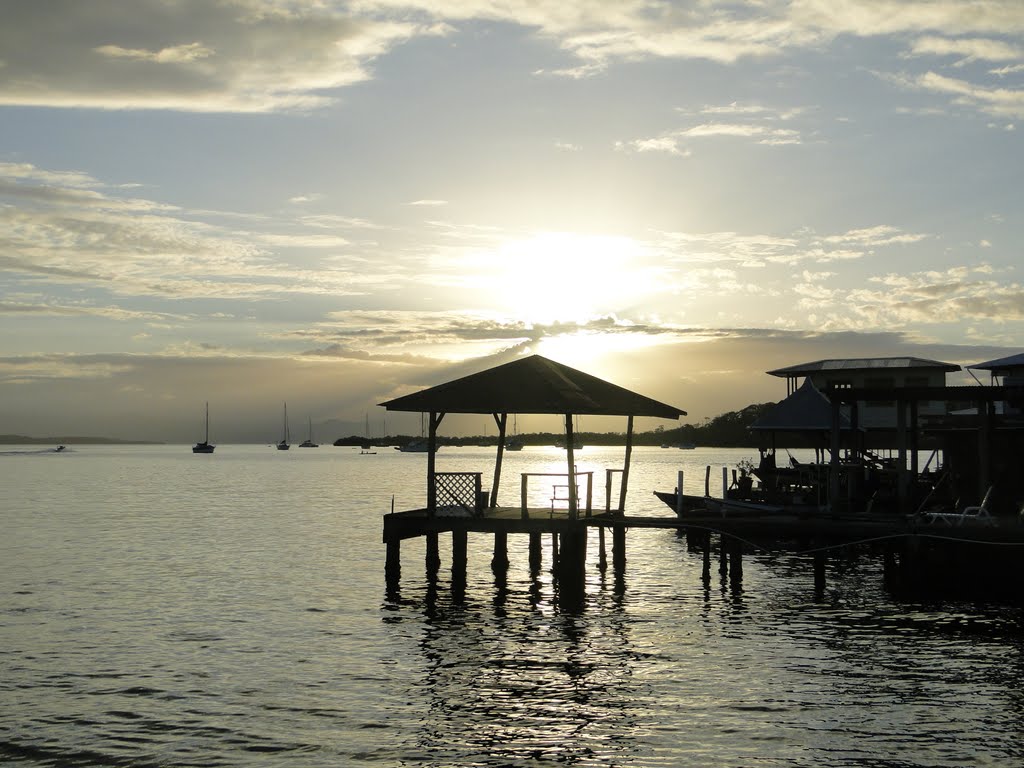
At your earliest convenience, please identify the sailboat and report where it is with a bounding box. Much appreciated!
[506,414,524,451]
[276,403,290,450]
[192,402,215,454]
[299,416,319,448]
[360,414,376,454]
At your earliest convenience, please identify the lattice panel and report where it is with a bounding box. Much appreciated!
[435,472,481,511]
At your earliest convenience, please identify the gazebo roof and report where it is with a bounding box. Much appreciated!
[750,379,856,432]
[767,357,960,377]
[968,352,1024,374]
[379,354,685,419]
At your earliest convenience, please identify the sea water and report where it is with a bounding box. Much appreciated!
[2,444,1023,767]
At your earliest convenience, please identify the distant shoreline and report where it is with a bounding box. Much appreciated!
[0,435,165,445]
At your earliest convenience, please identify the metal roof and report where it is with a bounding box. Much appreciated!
[767,357,960,377]
[750,379,856,432]
[968,352,1024,373]
[379,354,686,419]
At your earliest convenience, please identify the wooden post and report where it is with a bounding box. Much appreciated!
[617,415,634,516]
[426,532,440,577]
[492,531,509,573]
[427,411,445,516]
[564,413,578,521]
[979,399,992,499]
[896,397,908,513]
[557,525,587,586]
[729,541,743,583]
[521,474,529,520]
[551,532,559,569]
[909,399,919,479]
[491,412,507,508]
[385,539,401,583]
[676,470,685,515]
[612,525,626,574]
[529,532,542,573]
[702,534,711,582]
[705,465,711,496]
[830,397,842,509]
[721,466,728,498]
[451,529,467,584]
[598,526,607,571]
[814,553,826,592]
[719,543,728,576]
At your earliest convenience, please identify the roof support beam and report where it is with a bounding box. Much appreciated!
[565,413,578,521]
[490,412,507,509]
[617,415,634,515]
[426,411,445,516]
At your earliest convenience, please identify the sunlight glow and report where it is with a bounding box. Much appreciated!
[466,232,659,324]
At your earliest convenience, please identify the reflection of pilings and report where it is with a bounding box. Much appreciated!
[426,532,440,580]
[528,532,542,573]
[491,531,509,573]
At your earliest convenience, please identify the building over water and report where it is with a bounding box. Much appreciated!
[766,356,960,429]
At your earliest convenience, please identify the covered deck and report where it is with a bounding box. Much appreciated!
[379,354,686,587]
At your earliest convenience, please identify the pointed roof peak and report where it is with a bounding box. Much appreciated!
[379,354,685,419]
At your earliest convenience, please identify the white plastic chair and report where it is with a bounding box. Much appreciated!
[925,486,994,526]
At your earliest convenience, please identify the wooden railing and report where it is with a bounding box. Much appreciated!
[520,471,593,519]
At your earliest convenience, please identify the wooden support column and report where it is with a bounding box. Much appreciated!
[896,398,908,513]
[617,415,635,515]
[719,542,728,577]
[564,413,578,521]
[702,533,712,582]
[829,397,842,508]
[529,532,542,573]
[385,539,401,583]
[490,412,507,508]
[813,553,826,593]
[729,541,743,583]
[598,527,607,571]
[612,526,626,574]
[558,525,588,588]
[426,411,445,516]
[979,399,992,498]
[451,529,467,584]
[551,532,559,570]
[492,531,509,573]
[909,399,920,478]
[425,532,440,578]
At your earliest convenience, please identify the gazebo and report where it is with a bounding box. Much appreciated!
[380,353,685,518]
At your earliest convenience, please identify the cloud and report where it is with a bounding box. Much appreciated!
[0,162,381,301]
[911,71,1024,118]
[615,137,691,157]
[908,35,1023,65]
[0,0,433,112]
[408,199,449,206]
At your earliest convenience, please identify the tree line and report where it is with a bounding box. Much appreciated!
[334,402,777,448]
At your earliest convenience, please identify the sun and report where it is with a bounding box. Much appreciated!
[469,232,658,325]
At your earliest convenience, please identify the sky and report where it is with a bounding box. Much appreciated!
[1,0,1023,443]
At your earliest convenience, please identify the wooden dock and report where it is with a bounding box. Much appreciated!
[384,502,1024,594]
